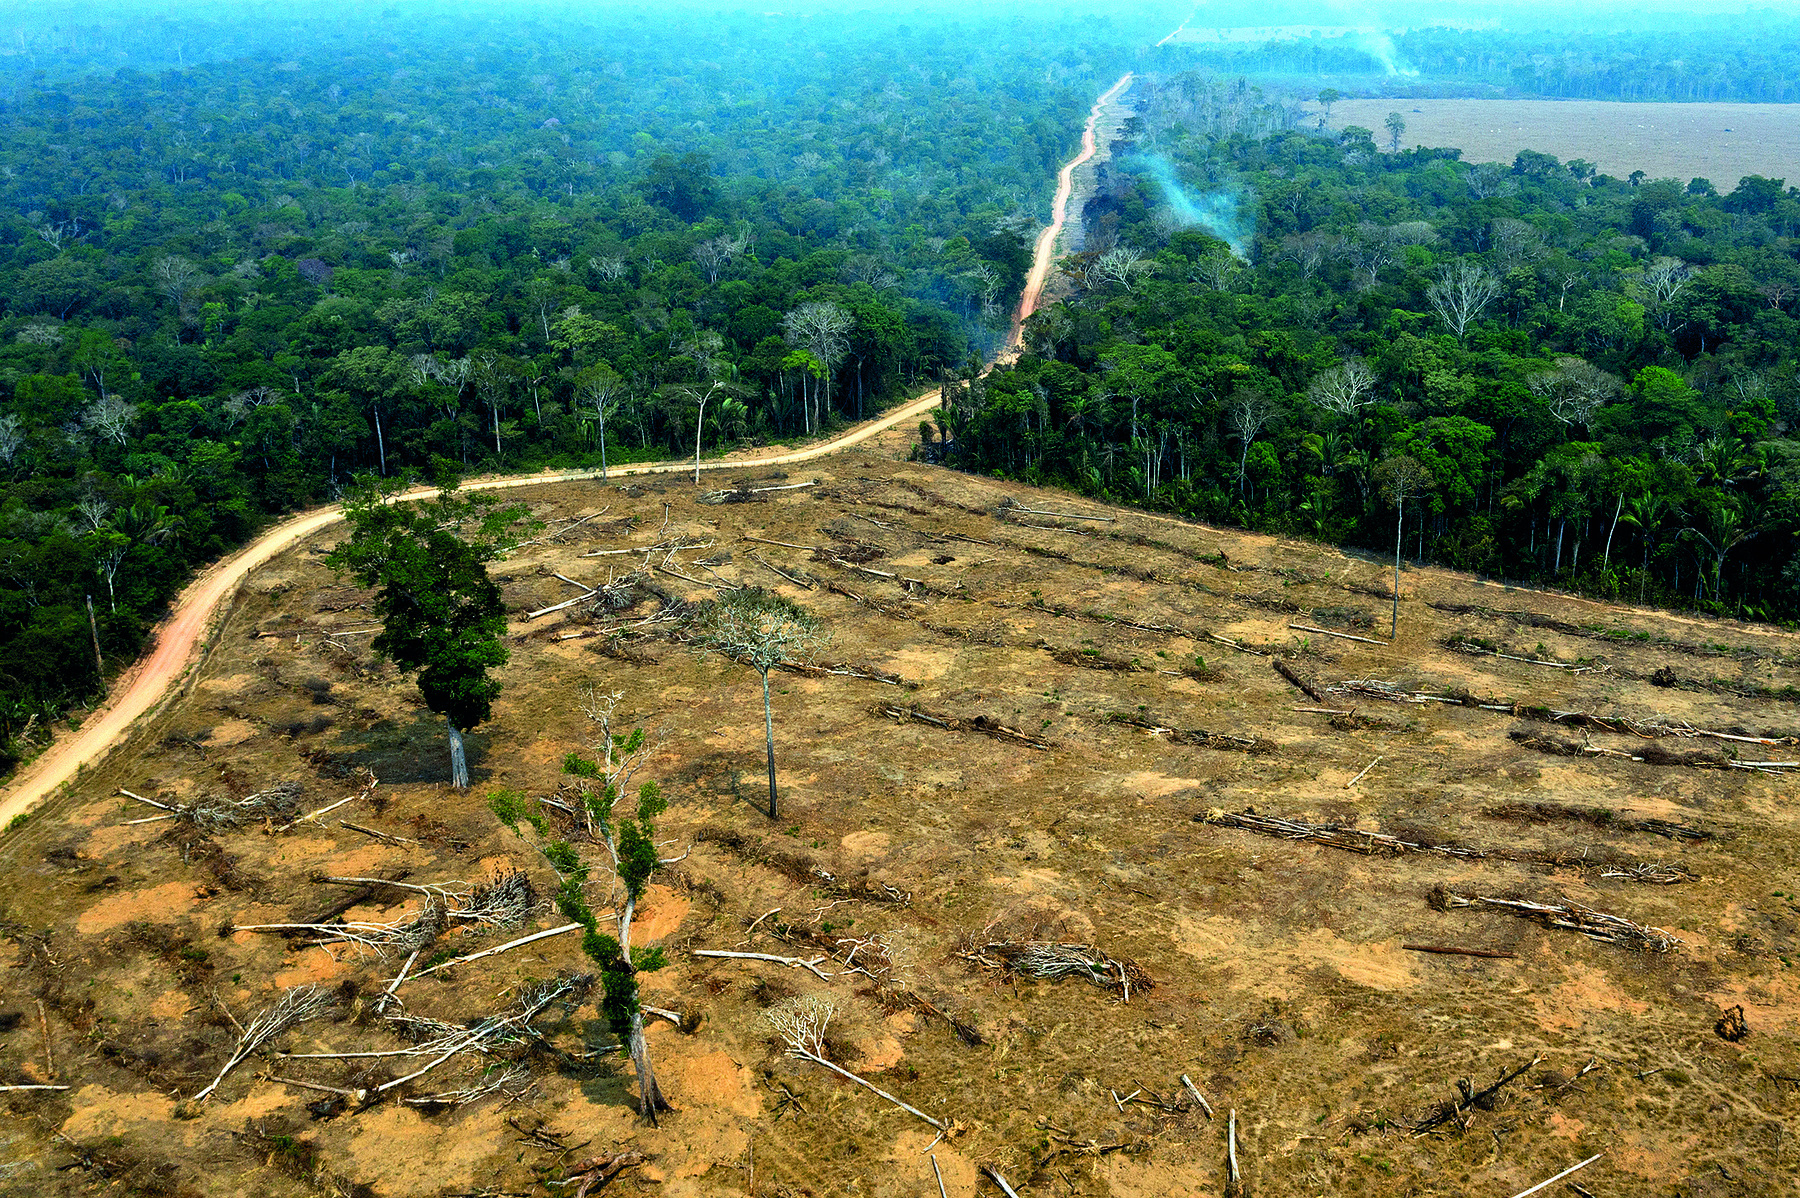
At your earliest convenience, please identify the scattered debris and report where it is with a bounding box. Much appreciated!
[875,703,1052,750]
[767,995,953,1132]
[188,984,336,1105]
[1430,888,1680,951]
[1201,809,1694,883]
[958,941,1151,1002]
[1412,1053,1543,1135]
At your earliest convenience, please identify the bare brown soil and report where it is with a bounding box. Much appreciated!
[2,451,1797,1197]
[1328,98,1800,185]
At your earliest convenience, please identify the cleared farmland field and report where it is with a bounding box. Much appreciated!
[1329,98,1800,185]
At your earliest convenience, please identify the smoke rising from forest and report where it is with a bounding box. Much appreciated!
[1133,154,1254,257]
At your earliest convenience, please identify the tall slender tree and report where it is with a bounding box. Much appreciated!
[699,589,828,820]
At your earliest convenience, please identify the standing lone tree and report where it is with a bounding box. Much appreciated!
[1374,455,1434,639]
[699,588,827,820]
[551,689,681,1124]
[327,474,533,787]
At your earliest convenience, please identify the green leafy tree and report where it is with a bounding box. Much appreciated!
[550,690,678,1123]
[325,474,535,787]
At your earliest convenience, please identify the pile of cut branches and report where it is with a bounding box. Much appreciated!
[126,782,303,833]
[1106,712,1276,754]
[959,941,1152,1002]
[233,870,539,958]
[1506,727,1797,772]
[1200,809,1486,859]
[874,704,1051,750]
[1430,888,1680,951]
[1199,809,1694,883]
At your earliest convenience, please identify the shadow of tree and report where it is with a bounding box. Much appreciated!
[324,710,493,785]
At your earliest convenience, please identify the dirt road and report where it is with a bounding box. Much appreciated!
[1,69,1141,828]
[0,386,948,827]
[1005,72,1134,353]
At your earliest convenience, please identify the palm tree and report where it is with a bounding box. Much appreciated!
[1683,495,1757,604]
[1618,489,1676,602]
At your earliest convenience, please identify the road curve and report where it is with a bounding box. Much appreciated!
[0,385,947,827]
[1006,72,1134,354]
[2,69,1139,828]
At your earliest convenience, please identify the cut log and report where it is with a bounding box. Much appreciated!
[1289,622,1388,646]
[1273,659,1326,702]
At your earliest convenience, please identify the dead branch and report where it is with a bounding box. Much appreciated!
[875,703,1051,750]
[1227,1108,1240,1190]
[1273,658,1327,702]
[1483,803,1711,842]
[983,1166,1023,1197]
[1290,622,1387,646]
[36,998,53,1079]
[1412,1054,1543,1135]
[189,985,335,1104]
[527,589,598,620]
[1201,809,1693,883]
[692,948,833,981]
[0,1083,70,1092]
[233,897,446,959]
[749,551,814,590]
[402,1064,532,1108]
[1431,889,1680,951]
[1401,944,1518,959]
[340,819,420,845]
[1104,711,1276,754]
[996,497,1113,522]
[767,995,952,1131]
[1346,756,1383,788]
[1180,1074,1214,1118]
[557,1152,646,1198]
[406,922,584,980]
[1206,631,1268,656]
[1507,1153,1603,1198]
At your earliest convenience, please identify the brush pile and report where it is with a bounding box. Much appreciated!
[1430,888,1680,951]
[151,782,304,833]
[1199,809,1694,883]
[959,941,1152,1002]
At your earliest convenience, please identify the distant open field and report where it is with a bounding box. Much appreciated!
[1328,99,1800,186]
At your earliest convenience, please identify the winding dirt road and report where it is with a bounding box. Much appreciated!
[1006,72,1134,353]
[0,71,1131,827]
[0,392,947,826]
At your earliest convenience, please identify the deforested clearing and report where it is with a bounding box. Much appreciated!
[1331,98,1800,183]
[2,449,1796,1197]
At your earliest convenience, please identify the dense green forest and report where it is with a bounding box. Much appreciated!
[0,6,1160,769]
[945,71,1800,625]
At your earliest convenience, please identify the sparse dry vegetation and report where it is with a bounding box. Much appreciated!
[2,448,1797,1197]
